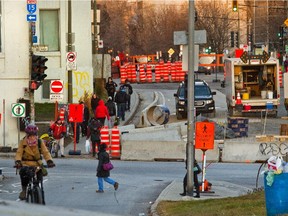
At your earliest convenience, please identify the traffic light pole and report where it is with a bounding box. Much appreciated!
[186,0,195,196]
[67,0,73,104]
[29,22,35,124]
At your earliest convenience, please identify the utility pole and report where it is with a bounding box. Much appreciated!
[186,0,195,196]
[93,0,98,54]
[67,0,73,103]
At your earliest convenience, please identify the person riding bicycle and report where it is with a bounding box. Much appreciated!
[15,124,55,200]
[49,117,67,157]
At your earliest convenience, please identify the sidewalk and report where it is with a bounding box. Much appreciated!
[150,180,252,216]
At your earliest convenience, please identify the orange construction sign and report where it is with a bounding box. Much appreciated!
[195,122,215,150]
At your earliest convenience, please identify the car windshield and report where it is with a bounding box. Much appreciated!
[179,85,211,97]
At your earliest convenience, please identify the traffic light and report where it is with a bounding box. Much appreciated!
[30,54,48,90]
[230,31,235,47]
[232,0,238,12]
[278,26,284,39]
[235,32,239,47]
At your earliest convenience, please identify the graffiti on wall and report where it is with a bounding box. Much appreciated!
[72,71,92,101]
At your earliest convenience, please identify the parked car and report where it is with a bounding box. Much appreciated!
[196,66,212,75]
[173,79,216,119]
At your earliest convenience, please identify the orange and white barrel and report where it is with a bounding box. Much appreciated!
[139,65,146,83]
[146,65,152,83]
[100,126,110,152]
[120,66,128,84]
[110,126,121,159]
[59,108,65,121]
[162,63,170,82]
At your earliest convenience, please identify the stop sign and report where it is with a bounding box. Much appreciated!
[50,80,63,93]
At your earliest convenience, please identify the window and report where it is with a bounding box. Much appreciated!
[42,80,51,99]
[40,10,59,51]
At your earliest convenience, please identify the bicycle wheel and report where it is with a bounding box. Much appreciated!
[32,186,43,204]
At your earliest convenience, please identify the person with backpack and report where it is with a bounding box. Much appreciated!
[105,96,117,128]
[49,117,67,157]
[15,124,55,200]
[114,88,129,122]
[120,79,133,111]
[86,118,103,157]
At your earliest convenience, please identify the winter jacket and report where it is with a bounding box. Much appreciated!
[83,106,90,122]
[95,100,110,120]
[105,81,117,94]
[96,149,110,177]
[15,138,52,167]
[91,96,100,111]
[50,122,66,139]
[86,119,102,142]
[120,83,133,95]
[105,100,116,116]
[115,90,128,104]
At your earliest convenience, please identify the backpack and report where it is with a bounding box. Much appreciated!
[106,101,116,116]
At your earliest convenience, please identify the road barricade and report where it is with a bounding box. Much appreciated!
[110,126,121,159]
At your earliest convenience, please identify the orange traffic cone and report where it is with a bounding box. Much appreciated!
[236,92,242,105]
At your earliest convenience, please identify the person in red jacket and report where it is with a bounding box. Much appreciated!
[49,117,67,157]
[95,99,110,125]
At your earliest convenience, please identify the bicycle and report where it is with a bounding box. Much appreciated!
[40,133,59,158]
[15,165,46,205]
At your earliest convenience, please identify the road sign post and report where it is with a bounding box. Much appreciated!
[195,121,215,192]
[11,103,26,118]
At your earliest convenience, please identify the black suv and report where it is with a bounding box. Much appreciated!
[174,79,216,119]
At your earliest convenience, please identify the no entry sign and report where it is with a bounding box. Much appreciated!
[50,80,64,94]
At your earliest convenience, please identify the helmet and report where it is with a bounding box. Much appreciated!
[25,124,39,135]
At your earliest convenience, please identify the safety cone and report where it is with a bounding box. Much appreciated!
[235,92,243,112]
[236,92,242,105]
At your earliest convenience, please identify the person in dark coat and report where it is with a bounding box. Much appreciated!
[91,93,100,115]
[105,96,116,128]
[180,159,201,198]
[86,118,102,157]
[114,88,129,121]
[80,101,90,137]
[105,77,118,101]
[120,79,133,111]
[96,144,119,193]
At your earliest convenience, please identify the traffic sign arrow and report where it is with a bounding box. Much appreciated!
[27,14,37,22]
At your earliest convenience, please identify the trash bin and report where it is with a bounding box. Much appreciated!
[264,172,288,216]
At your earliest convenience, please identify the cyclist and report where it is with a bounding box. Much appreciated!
[15,124,55,200]
[49,117,67,157]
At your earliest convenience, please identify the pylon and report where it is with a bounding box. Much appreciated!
[236,92,242,105]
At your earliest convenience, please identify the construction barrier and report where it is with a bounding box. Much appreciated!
[110,126,121,158]
[59,108,65,121]
[120,66,128,84]
[100,126,110,152]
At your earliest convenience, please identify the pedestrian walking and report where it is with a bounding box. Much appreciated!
[80,101,90,137]
[105,77,118,101]
[120,79,133,111]
[86,118,102,157]
[95,99,110,126]
[91,93,100,115]
[96,143,119,193]
[105,96,117,128]
[114,88,129,122]
[180,159,201,198]
[49,117,67,157]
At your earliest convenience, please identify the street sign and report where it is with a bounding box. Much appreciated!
[50,94,64,102]
[168,48,175,56]
[195,122,215,150]
[50,80,64,94]
[27,0,37,3]
[284,18,288,27]
[66,52,77,70]
[27,14,37,22]
[27,4,37,14]
[11,103,26,117]
[68,104,84,123]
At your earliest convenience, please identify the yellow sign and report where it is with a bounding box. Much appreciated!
[168,48,175,56]
[284,18,288,27]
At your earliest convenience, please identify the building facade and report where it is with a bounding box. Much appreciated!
[0,0,93,148]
